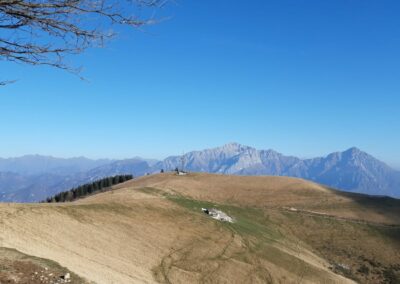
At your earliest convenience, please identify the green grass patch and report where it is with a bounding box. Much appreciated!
[166,195,331,279]
[166,194,282,242]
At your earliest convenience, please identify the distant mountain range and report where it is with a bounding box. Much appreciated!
[0,155,114,176]
[150,143,400,198]
[1,143,399,202]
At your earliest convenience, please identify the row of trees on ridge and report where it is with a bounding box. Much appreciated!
[43,175,133,203]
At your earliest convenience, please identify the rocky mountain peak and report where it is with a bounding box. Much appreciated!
[219,142,251,152]
[344,147,363,156]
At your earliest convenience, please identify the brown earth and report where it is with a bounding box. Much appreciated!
[0,247,86,284]
[0,173,399,283]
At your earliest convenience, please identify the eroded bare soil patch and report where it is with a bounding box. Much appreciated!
[0,247,87,284]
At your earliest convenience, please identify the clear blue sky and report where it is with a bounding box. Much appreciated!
[1,0,399,168]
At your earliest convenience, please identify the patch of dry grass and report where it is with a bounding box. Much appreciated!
[1,173,398,283]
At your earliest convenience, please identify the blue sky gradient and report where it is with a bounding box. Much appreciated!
[1,1,399,168]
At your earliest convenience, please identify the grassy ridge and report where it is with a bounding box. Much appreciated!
[144,185,399,283]
[156,191,337,283]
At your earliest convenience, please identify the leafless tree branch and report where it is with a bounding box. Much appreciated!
[0,0,167,84]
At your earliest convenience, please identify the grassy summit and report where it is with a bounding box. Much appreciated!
[0,173,399,283]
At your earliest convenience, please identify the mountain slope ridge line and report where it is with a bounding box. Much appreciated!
[1,143,399,202]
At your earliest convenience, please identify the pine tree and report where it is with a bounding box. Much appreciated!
[41,174,135,203]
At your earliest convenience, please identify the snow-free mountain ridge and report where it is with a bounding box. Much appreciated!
[0,143,399,201]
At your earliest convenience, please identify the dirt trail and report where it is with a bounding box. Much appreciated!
[281,207,400,228]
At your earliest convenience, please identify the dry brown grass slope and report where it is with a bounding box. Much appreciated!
[123,173,400,225]
[0,173,399,283]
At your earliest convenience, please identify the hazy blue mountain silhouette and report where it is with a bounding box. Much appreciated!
[0,155,113,175]
[0,144,399,202]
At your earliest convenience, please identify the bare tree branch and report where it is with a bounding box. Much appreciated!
[0,79,16,85]
[0,0,167,83]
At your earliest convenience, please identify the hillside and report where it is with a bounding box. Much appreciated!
[0,173,399,283]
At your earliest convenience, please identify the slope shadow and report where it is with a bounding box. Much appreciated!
[326,188,400,226]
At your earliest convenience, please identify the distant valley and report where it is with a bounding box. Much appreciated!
[1,143,399,202]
